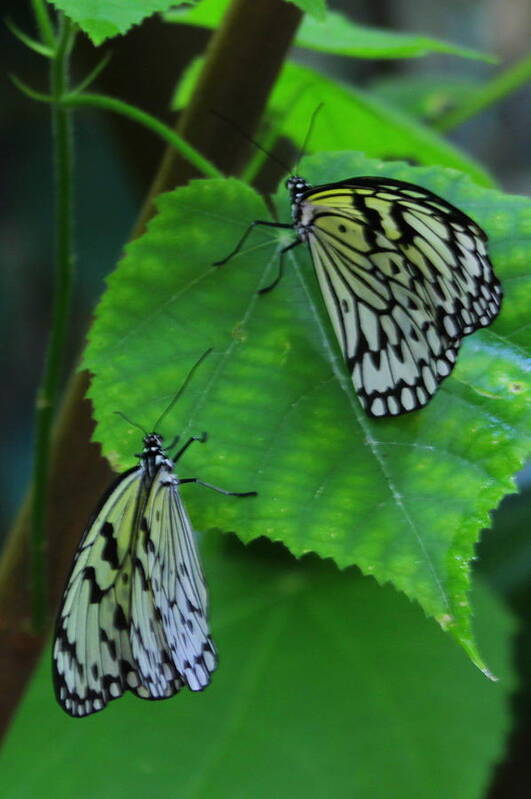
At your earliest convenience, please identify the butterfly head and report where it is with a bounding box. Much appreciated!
[140,433,174,476]
[286,176,310,203]
[143,433,164,452]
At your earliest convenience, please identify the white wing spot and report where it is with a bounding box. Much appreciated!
[371,398,386,416]
[401,387,415,411]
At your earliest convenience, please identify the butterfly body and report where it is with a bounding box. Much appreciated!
[53,427,254,717]
[220,174,502,418]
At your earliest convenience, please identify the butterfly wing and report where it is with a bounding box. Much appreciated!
[299,178,502,417]
[53,466,147,717]
[131,468,216,695]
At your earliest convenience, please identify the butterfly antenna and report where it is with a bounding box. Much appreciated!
[294,102,324,172]
[153,348,213,432]
[210,109,291,173]
[114,411,148,436]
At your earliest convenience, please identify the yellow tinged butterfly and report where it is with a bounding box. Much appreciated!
[53,351,256,717]
[215,175,502,418]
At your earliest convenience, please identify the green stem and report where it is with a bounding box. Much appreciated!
[30,15,76,630]
[30,0,55,49]
[62,92,224,179]
[435,52,531,133]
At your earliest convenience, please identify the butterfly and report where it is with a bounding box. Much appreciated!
[215,175,502,417]
[53,352,256,717]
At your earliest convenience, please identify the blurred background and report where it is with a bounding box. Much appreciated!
[2,0,530,793]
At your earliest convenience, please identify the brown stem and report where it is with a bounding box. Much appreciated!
[0,370,111,738]
[0,0,301,739]
[136,0,302,234]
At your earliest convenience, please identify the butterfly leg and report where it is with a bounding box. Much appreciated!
[172,433,208,462]
[178,477,257,498]
[258,238,302,295]
[213,221,292,266]
[165,434,180,451]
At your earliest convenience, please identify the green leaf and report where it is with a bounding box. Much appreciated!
[288,0,327,22]
[263,62,495,187]
[173,59,494,187]
[48,0,180,45]
[296,14,495,60]
[9,73,52,103]
[83,152,530,669]
[370,74,482,123]
[1,534,516,798]
[435,52,531,133]
[5,17,54,57]
[167,1,495,61]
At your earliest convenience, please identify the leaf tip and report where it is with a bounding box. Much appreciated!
[457,634,497,682]
[480,665,499,683]
[437,614,497,680]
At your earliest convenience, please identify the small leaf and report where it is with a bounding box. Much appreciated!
[287,0,327,22]
[1,535,516,798]
[84,153,530,669]
[70,51,112,95]
[48,0,181,45]
[168,1,495,61]
[5,17,54,57]
[9,73,52,103]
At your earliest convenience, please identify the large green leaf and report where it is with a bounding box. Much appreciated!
[48,0,180,45]
[174,59,494,186]
[262,62,494,186]
[167,0,494,61]
[83,152,530,670]
[1,534,515,798]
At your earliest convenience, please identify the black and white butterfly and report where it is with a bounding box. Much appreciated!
[216,175,502,418]
[53,352,256,717]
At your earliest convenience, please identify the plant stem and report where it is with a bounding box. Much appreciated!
[30,15,76,630]
[30,0,55,48]
[435,52,531,133]
[62,92,223,179]
[175,0,302,183]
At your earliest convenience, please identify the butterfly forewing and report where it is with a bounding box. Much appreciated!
[53,467,143,716]
[295,177,502,416]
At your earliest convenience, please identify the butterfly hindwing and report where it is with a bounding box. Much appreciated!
[150,479,216,689]
[130,467,215,697]
[295,177,502,416]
